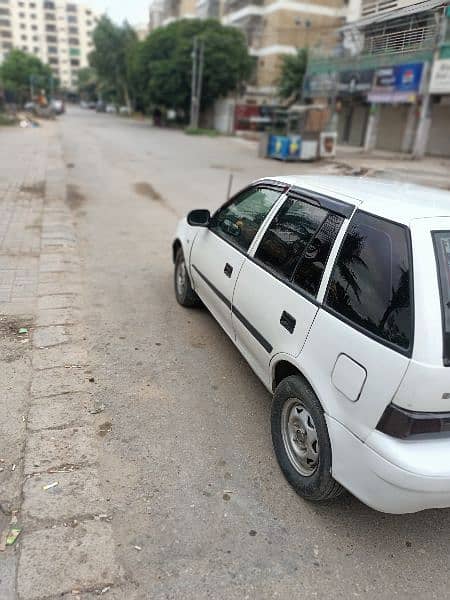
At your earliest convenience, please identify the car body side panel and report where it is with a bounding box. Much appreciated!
[294,308,410,442]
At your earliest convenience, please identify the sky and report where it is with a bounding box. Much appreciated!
[90,0,149,25]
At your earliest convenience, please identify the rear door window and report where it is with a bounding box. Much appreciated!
[432,231,450,366]
[325,211,413,353]
[254,197,328,280]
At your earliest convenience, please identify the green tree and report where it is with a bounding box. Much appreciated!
[277,48,308,101]
[77,67,98,101]
[0,49,52,104]
[89,16,138,109]
[133,19,251,116]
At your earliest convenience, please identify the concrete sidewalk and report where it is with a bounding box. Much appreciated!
[0,123,128,600]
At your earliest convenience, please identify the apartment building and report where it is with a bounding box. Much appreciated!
[221,0,349,99]
[0,0,99,90]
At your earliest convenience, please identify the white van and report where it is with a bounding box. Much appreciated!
[172,176,450,514]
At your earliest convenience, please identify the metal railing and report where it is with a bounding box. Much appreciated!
[363,23,437,53]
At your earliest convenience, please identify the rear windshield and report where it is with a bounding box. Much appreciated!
[433,232,450,366]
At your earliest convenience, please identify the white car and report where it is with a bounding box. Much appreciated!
[173,176,450,514]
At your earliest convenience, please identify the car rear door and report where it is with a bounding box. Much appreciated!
[231,190,348,388]
[189,184,283,339]
[299,210,414,441]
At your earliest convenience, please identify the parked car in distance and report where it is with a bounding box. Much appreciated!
[96,101,106,113]
[80,100,89,109]
[51,99,65,115]
[106,104,117,114]
[119,105,131,116]
[24,101,37,112]
[88,101,97,110]
[173,175,450,514]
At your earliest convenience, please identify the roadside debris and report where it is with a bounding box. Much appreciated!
[89,402,106,415]
[43,481,59,491]
[133,545,142,551]
[6,527,21,546]
[18,327,28,335]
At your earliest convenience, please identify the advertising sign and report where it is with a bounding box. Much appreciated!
[368,62,424,103]
[303,71,337,97]
[338,69,374,95]
[430,59,450,94]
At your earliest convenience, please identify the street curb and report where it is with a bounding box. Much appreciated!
[16,127,125,599]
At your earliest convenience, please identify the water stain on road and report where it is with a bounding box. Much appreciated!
[134,181,164,202]
[66,184,86,211]
[20,181,46,197]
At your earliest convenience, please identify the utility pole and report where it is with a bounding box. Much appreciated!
[412,7,447,158]
[190,37,205,129]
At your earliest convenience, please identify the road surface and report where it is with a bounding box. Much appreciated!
[55,108,450,599]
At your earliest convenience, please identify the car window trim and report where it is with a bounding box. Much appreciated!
[290,186,355,219]
[431,230,450,366]
[323,208,415,358]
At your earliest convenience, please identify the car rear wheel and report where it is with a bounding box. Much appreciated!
[174,249,201,308]
[271,375,344,502]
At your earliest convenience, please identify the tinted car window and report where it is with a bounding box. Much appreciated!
[255,197,328,280]
[433,231,450,366]
[325,211,412,351]
[294,213,344,297]
[210,187,281,252]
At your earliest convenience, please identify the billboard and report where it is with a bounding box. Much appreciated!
[368,62,424,103]
[430,59,450,94]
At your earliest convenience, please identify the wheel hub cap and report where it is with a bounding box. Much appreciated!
[281,399,319,477]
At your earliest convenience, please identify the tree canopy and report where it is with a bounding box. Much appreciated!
[89,16,138,108]
[0,49,53,104]
[277,48,308,101]
[132,19,252,115]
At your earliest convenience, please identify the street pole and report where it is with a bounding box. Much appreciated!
[195,39,205,129]
[190,37,198,128]
[412,7,446,158]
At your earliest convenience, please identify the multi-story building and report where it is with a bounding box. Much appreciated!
[305,0,450,156]
[0,0,99,91]
[221,0,351,101]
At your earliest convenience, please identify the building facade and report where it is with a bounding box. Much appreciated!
[305,0,450,156]
[0,0,99,91]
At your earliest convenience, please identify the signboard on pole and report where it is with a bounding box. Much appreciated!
[430,59,450,94]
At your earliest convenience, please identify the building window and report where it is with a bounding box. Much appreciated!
[46,35,57,43]
[33,47,39,53]
[0,8,10,15]
[49,57,58,64]
[20,23,26,29]
[45,13,56,20]
[32,35,39,41]
[21,34,27,40]
[67,15,77,23]
[30,13,36,19]
[0,30,12,38]
[44,1,56,9]
[68,26,78,34]
[68,37,79,45]
[22,45,27,51]
[46,24,56,32]
[70,58,80,66]
[31,24,37,30]
[67,4,77,12]
[47,45,57,53]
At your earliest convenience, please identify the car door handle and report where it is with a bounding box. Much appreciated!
[224,263,233,278]
[280,311,296,334]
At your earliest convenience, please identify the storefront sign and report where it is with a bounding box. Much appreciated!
[368,62,424,103]
[338,69,374,95]
[303,71,337,97]
[430,59,450,94]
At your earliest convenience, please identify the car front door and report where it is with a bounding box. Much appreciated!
[189,185,283,339]
[231,192,346,387]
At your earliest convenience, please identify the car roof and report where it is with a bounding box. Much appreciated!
[268,175,450,225]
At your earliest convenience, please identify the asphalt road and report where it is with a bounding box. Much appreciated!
[59,108,450,599]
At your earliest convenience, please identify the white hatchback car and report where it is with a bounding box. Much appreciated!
[173,176,450,514]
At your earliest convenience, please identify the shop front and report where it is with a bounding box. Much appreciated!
[367,62,424,153]
[427,58,450,157]
[336,69,373,147]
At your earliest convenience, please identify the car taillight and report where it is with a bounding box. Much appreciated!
[377,404,450,439]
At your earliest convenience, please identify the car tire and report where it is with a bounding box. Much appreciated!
[271,375,344,502]
[174,249,201,308]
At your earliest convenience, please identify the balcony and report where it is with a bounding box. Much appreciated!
[363,23,437,54]
[222,0,263,17]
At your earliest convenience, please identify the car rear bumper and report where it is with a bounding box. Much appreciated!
[327,416,450,513]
